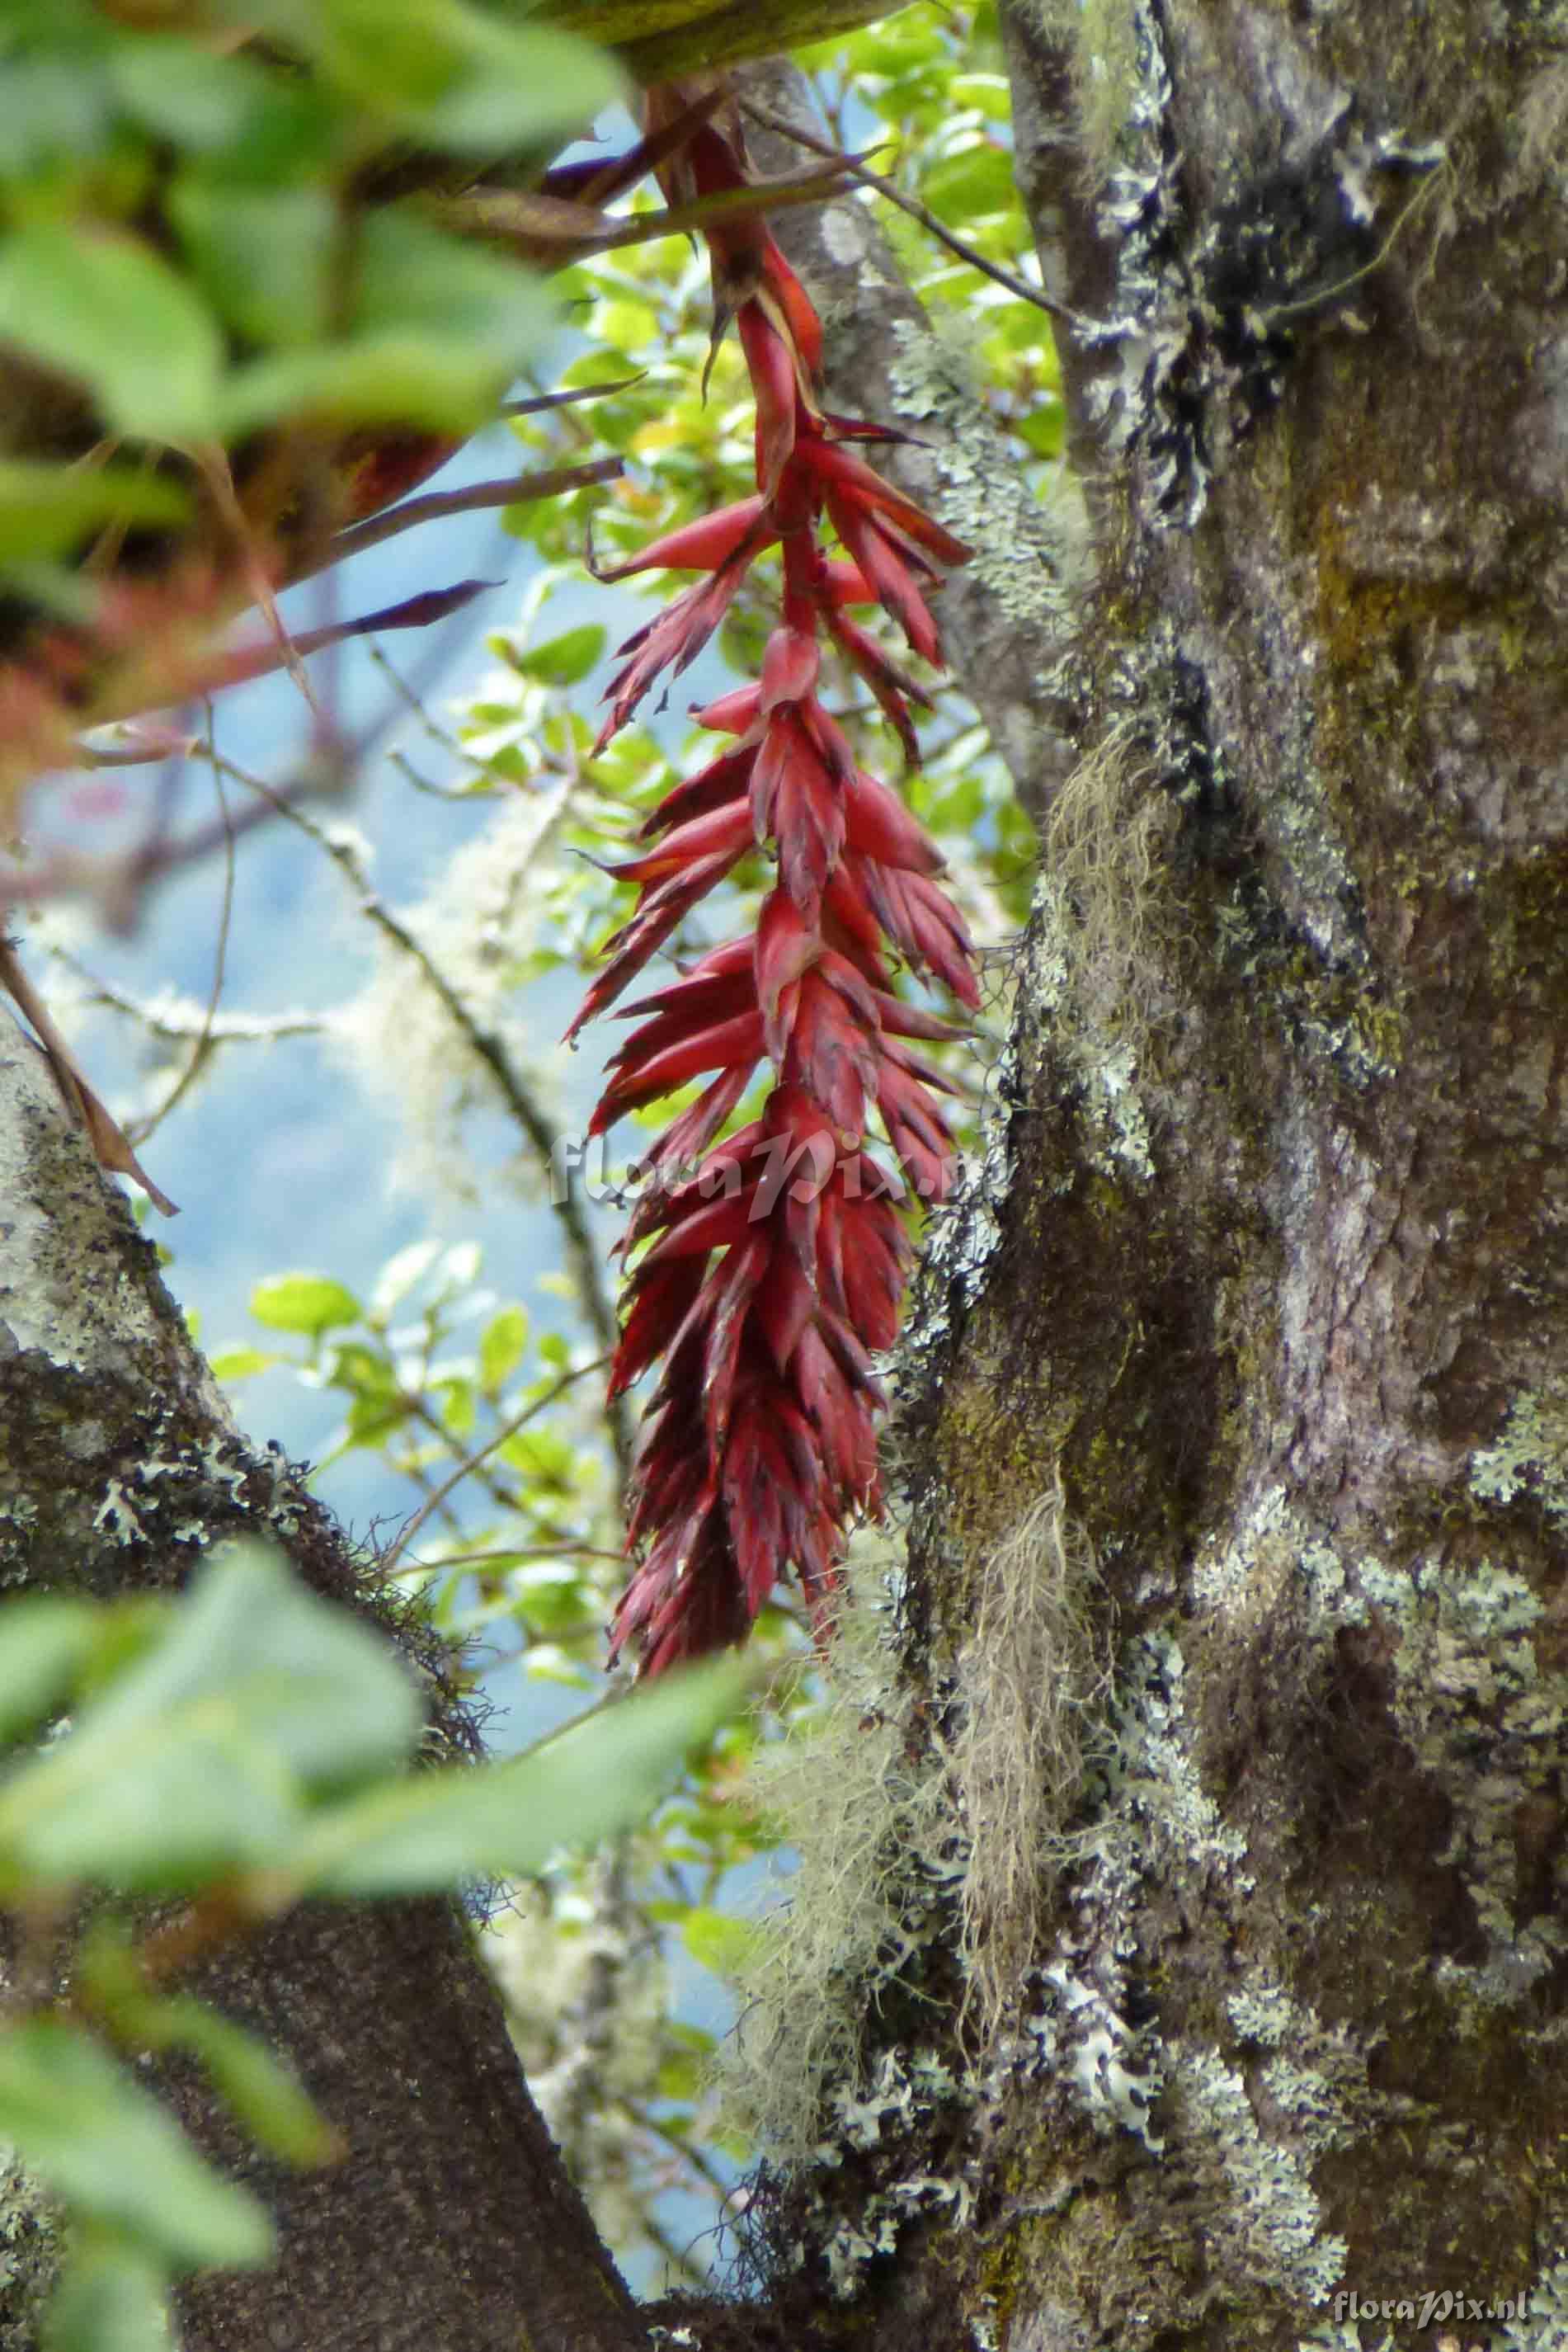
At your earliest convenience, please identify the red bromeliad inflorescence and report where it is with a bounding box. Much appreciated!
[572,101,980,1676]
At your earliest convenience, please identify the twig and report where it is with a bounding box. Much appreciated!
[203,743,634,1482]
[129,701,234,1145]
[192,441,330,731]
[59,964,323,1046]
[0,936,177,1214]
[421,1544,629,1570]
[298,456,624,579]
[500,377,645,419]
[379,1355,610,1581]
[737,92,1083,330]
[435,156,866,267]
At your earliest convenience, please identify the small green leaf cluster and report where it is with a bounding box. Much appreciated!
[0,1,617,618]
[235,1240,617,1669]
[0,1540,746,2348]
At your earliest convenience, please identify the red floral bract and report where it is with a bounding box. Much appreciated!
[575,99,979,1676]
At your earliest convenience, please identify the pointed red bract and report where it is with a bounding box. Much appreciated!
[575,101,982,1673]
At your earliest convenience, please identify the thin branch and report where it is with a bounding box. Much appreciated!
[501,376,646,419]
[433,156,867,269]
[418,1544,629,1570]
[737,92,1083,329]
[299,456,624,579]
[129,705,234,1145]
[192,441,331,733]
[60,964,323,1046]
[207,736,636,1479]
[0,937,177,1214]
[379,1355,610,1581]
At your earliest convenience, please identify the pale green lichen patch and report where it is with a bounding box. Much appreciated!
[1228,1980,1416,2161]
[886,315,1083,636]
[1495,2246,1568,2351]
[1098,1628,1250,1881]
[1168,2043,1347,2305]
[1210,1489,1568,2006]
[1469,1391,1568,1526]
[0,2145,59,2348]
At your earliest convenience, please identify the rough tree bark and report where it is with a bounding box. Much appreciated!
[7,4,1568,2351]
[733,4,1568,2349]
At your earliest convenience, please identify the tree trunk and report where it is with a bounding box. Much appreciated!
[0,1035,646,2352]
[734,4,1568,2347]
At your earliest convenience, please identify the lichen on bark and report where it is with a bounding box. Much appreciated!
[741,2,1568,2345]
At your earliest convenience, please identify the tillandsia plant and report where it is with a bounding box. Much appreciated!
[570,86,981,1676]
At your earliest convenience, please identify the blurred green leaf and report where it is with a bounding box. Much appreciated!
[0,222,223,441]
[479,1305,530,1396]
[107,36,334,174]
[0,462,190,564]
[0,39,115,183]
[251,1274,362,1336]
[219,210,554,436]
[511,625,606,690]
[210,1346,278,1383]
[680,1905,760,1980]
[168,177,337,348]
[288,1654,751,1896]
[0,2020,271,2267]
[371,1238,444,1318]
[0,1544,421,1888]
[136,1999,337,2169]
[43,2233,173,2352]
[921,141,1015,226]
[0,1597,99,1746]
[298,0,620,153]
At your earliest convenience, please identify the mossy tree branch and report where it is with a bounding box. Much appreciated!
[0,1035,647,2352]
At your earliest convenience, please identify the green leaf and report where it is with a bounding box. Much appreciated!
[512,625,605,690]
[107,36,332,173]
[921,143,1016,228]
[218,206,557,436]
[0,1598,99,1745]
[0,50,115,182]
[44,2235,174,2352]
[209,1346,277,1383]
[302,0,619,155]
[0,461,190,565]
[136,1998,337,2168]
[251,1273,361,1336]
[0,2020,271,2267]
[0,222,223,441]
[325,1340,397,1397]
[680,1905,760,1981]
[478,1305,529,1396]
[511,1561,591,1637]
[288,1654,753,1897]
[168,176,336,349]
[0,1544,421,1889]
[370,1238,443,1317]
[437,1376,477,1438]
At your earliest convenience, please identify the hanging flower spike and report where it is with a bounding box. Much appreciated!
[573,89,979,1673]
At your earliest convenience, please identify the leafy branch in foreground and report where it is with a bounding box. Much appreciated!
[0,1543,746,2350]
